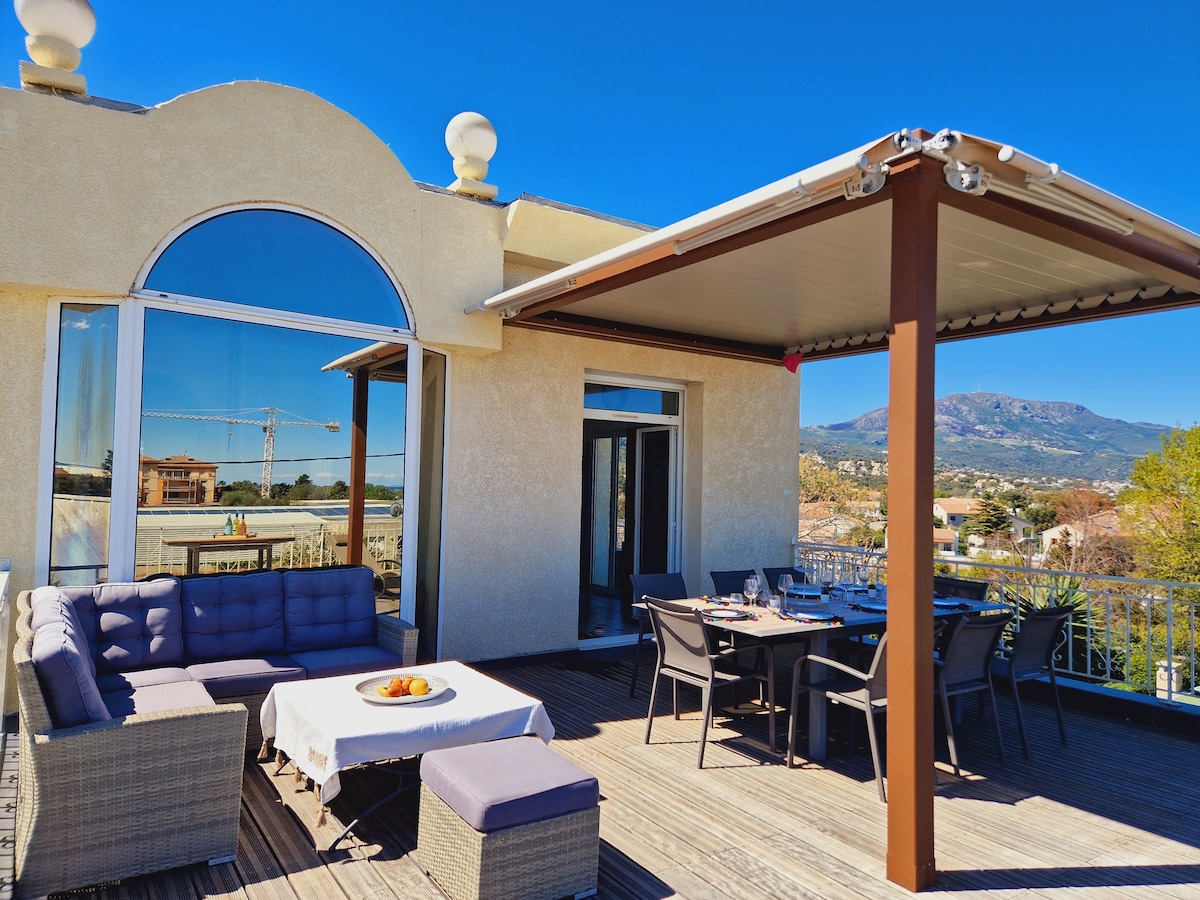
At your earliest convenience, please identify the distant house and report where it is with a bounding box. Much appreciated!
[139,455,218,507]
[934,527,958,556]
[1041,509,1124,554]
[934,498,979,529]
[798,496,883,542]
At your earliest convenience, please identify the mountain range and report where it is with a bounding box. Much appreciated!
[800,392,1171,481]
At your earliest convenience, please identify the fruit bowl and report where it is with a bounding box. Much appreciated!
[356,673,450,705]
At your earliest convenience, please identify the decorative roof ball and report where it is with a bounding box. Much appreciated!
[445,112,497,182]
[15,0,96,72]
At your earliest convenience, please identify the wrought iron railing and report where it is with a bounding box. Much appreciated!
[794,541,1200,703]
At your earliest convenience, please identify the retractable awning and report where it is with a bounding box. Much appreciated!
[469,129,1200,364]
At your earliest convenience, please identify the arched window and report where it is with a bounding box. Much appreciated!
[143,208,409,329]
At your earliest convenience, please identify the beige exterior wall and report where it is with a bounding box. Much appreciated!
[0,79,802,671]
[435,326,798,661]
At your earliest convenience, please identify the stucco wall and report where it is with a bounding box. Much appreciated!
[0,82,505,352]
[435,325,799,662]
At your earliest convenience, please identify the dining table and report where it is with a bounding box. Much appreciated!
[646,587,1008,761]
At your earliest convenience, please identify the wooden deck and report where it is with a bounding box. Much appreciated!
[15,648,1200,899]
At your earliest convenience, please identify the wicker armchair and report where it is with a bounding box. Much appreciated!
[13,618,248,899]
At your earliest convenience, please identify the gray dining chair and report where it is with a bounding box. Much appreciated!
[643,596,775,768]
[709,569,758,596]
[996,606,1073,757]
[935,612,1012,777]
[763,566,812,592]
[628,572,689,698]
[933,574,990,602]
[789,632,890,801]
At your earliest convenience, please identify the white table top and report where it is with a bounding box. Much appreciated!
[260,660,555,803]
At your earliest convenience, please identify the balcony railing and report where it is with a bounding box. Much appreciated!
[794,541,1200,704]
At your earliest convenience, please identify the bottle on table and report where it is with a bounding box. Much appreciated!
[224,515,233,535]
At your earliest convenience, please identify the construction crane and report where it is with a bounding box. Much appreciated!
[142,407,340,498]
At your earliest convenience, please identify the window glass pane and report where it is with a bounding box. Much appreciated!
[144,209,408,329]
[51,304,118,585]
[584,383,679,415]
[136,309,407,578]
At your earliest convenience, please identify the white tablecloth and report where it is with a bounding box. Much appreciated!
[260,660,555,803]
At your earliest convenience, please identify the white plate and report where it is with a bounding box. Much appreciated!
[855,601,889,613]
[933,597,966,608]
[700,607,749,621]
[357,673,450,705]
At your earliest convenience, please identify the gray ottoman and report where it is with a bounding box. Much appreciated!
[417,736,600,900]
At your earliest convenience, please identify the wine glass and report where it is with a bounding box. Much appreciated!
[742,576,760,608]
[777,573,794,598]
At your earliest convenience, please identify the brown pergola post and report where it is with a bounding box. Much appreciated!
[346,366,370,566]
[885,159,940,890]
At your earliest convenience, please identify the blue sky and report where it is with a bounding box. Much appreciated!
[5,1,1199,428]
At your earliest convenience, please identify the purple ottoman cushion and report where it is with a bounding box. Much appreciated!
[102,680,216,717]
[420,736,599,833]
[186,656,305,698]
[181,570,287,661]
[289,645,405,680]
[283,567,376,653]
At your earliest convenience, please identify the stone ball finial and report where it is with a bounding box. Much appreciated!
[15,0,96,72]
[445,112,497,185]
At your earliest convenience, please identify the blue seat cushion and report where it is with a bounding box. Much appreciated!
[95,666,193,694]
[185,656,305,698]
[31,610,112,728]
[80,579,185,674]
[289,645,405,680]
[420,736,599,833]
[181,570,286,662]
[102,680,216,718]
[283,567,377,654]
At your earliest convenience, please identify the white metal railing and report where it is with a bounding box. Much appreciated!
[135,521,402,576]
[794,541,1200,703]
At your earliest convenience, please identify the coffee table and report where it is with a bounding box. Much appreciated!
[260,660,555,848]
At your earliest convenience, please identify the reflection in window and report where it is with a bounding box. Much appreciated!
[144,209,408,329]
[51,304,118,585]
[136,310,407,579]
[584,383,680,415]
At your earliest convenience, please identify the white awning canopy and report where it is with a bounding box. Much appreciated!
[469,129,1200,364]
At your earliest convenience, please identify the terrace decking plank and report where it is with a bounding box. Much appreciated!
[19,649,1200,899]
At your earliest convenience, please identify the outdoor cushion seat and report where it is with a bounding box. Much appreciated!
[290,645,405,680]
[417,736,600,900]
[420,736,599,832]
[186,656,306,698]
[30,608,111,728]
[102,680,216,717]
[95,666,192,693]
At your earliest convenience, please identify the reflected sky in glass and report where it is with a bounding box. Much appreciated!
[144,209,408,329]
[141,310,407,488]
[584,384,679,415]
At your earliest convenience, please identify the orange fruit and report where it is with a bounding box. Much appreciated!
[408,678,429,696]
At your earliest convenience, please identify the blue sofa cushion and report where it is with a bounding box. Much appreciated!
[30,587,97,678]
[95,667,193,694]
[102,680,215,718]
[283,567,377,654]
[31,612,112,728]
[185,656,305,698]
[181,570,286,662]
[289,645,405,680]
[420,736,599,833]
[86,580,185,674]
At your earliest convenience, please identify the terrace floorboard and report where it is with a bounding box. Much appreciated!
[8,648,1200,899]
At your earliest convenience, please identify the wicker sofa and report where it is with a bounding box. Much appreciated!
[13,565,418,898]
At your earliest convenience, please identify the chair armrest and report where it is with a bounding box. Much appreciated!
[805,654,869,681]
[376,613,418,666]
